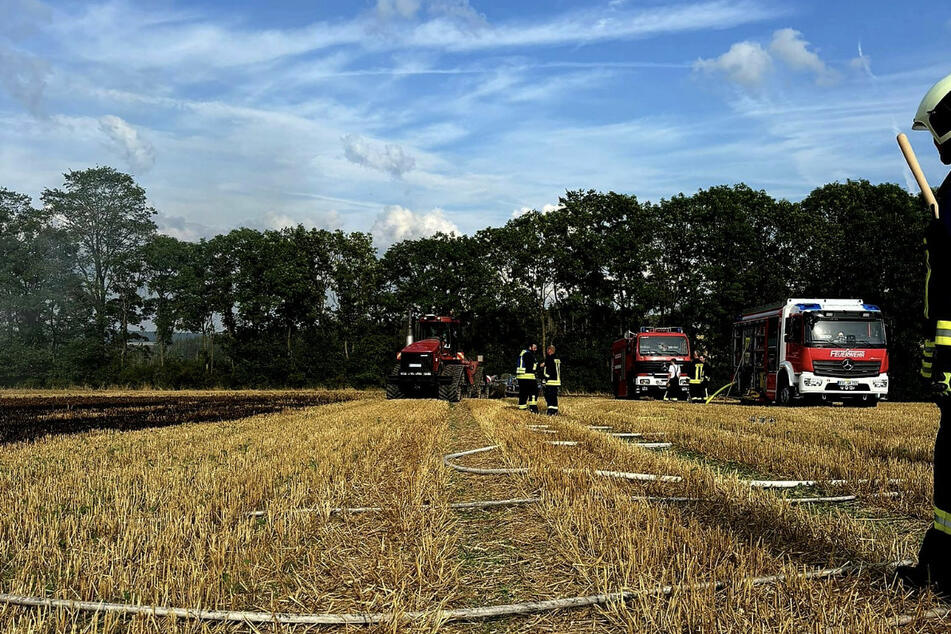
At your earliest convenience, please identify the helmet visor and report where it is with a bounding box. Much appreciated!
[928,91,951,139]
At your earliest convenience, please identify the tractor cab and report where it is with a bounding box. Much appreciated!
[416,315,461,355]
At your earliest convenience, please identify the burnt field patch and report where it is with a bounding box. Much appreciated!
[0,390,358,443]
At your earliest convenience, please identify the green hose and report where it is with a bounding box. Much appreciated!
[705,382,734,404]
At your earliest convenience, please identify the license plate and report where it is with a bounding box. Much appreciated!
[409,363,422,368]
[838,379,857,390]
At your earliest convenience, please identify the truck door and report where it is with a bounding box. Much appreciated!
[784,315,803,371]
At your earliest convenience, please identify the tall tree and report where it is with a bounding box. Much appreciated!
[41,167,157,357]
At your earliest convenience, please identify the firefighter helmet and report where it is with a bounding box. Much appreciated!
[913,72,951,145]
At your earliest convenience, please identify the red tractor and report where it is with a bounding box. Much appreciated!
[386,315,485,401]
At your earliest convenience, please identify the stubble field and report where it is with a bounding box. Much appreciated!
[0,390,946,632]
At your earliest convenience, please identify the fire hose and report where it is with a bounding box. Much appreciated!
[0,561,915,626]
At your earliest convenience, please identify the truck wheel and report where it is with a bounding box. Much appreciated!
[626,379,640,400]
[438,365,465,402]
[776,374,793,407]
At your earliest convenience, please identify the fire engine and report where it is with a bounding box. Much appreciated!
[611,327,691,398]
[732,298,888,407]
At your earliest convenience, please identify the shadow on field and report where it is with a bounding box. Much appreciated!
[0,393,349,444]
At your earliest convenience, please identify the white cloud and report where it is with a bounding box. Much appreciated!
[371,205,458,245]
[769,28,836,84]
[376,0,422,20]
[694,41,772,86]
[695,28,837,88]
[51,0,779,73]
[405,0,781,51]
[156,213,214,242]
[511,202,563,218]
[426,0,486,28]
[342,134,416,177]
[98,115,155,172]
[260,209,343,231]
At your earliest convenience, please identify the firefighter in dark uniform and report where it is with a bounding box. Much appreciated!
[542,344,562,415]
[897,73,951,595]
[516,343,539,412]
[689,352,710,401]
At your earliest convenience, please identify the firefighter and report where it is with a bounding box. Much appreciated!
[663,360,682,401]
[542,344,562,415]
[896,72,951,596]
[516,343,539,412]
[689,352,709,401]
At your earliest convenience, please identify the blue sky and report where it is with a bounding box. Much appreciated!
[1,0,950,246]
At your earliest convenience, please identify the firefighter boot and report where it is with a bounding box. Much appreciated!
[896,529,951,599]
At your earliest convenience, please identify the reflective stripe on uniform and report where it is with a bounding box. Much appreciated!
[923,339,936,378]
[937,320,951,346]
[546,358,562,386]
[518,404,528,410]
[547,406,558,411]
[935,506,951,535]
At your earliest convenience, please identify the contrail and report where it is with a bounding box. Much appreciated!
[857,41,917,190]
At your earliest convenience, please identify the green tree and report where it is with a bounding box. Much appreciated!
[41,167,157,362]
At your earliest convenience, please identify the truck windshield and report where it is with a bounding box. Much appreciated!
[638,336,688,356]
[806,319,886,347]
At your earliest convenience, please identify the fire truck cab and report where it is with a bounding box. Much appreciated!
[733,298,888,407]
[611,327,692,398]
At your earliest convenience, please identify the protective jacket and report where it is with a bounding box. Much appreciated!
[543,354,561,386]
[516,348,537,380]
[916,172,951,575]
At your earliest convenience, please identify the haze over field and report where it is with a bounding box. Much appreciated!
[2,0,950,245]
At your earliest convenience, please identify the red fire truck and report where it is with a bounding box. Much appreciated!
[733,298,888,407]
[611,327,691,398]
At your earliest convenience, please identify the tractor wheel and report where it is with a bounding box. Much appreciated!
[438,365,465,402]
[386,365,404,400]
[473,367,485,398]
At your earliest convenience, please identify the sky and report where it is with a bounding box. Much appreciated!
[2,0,950,247]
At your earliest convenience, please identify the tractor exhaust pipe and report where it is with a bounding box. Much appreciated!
[406,312,414,346]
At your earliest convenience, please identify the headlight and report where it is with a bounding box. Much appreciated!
[639,378,650,385]
[803,377,823,387]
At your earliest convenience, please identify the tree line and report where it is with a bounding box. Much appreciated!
[0,166,931,398]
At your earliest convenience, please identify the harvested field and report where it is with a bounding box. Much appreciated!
[0,393,946,632]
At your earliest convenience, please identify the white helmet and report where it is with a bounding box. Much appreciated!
[913,72,951,145]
